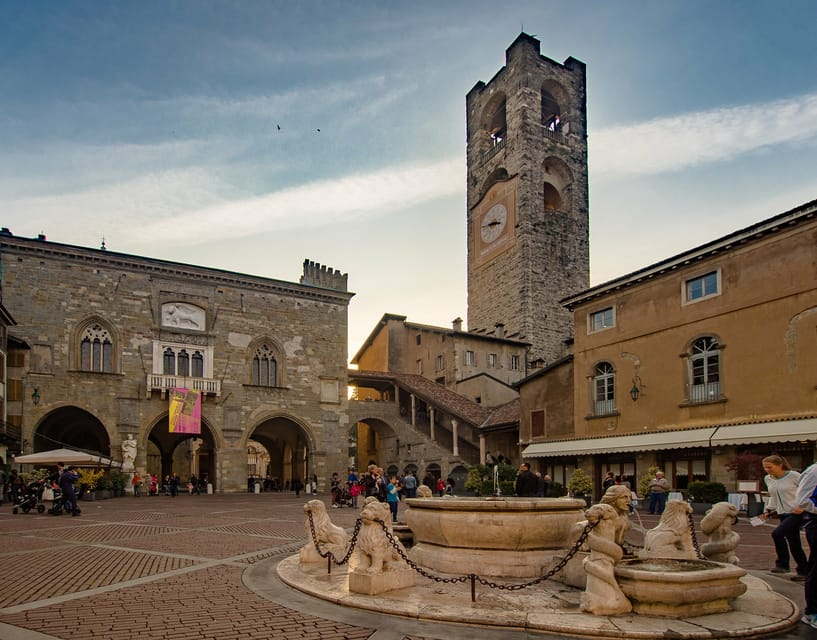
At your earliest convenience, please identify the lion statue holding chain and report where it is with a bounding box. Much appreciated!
[352,496,406,573]
[300,499,349,564]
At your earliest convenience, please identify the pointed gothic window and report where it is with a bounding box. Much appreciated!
[252,344,277,387]
[79,323,114,373]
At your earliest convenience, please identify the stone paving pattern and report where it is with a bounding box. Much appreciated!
[0,493,810,639]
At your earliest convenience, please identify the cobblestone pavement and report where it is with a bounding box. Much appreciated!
[0,493,811,639]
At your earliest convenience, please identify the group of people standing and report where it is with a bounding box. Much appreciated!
[515,462,553,497]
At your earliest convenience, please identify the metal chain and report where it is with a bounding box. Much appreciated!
[375,517,599,591]
[374,519,469,583]
[307,510,363,565]
[687,511,704,559]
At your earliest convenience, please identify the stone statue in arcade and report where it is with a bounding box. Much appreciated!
[580,503,632,615]
[121,434,137,472]
[700,501,740,564]
[642,500,697,559]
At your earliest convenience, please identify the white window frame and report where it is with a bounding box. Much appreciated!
[683,269,721,305]
[510,354,520,370]
[488,353,497,368]
[436,354,445,371]
[152,341,214,379]
[592,361,616,416]
[465,350,476,366]
[688,336,721,403]
[588,306,615,334]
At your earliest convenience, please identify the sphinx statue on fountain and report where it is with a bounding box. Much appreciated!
[580,503,633,615]
[700,501,740,564]
[599,485,633,547]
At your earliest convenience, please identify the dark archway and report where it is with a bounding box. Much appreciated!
[352,417,399,475]
[146,413,216,490]
[34,406,110,455]
[248,416,313,491]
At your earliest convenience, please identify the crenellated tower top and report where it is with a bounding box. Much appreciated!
[300,259,348,292]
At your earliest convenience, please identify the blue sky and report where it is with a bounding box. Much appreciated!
[2,1,816,357]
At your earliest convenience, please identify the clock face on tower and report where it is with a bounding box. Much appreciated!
[480,203,508,244]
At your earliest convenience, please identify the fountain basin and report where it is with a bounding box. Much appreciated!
[614,558,747,618]
[404,496,586,577]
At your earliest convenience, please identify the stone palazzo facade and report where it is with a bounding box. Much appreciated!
[1,231,352,492]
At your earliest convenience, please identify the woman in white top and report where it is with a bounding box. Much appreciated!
[762,455,808,579]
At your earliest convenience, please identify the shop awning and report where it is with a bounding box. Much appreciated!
[521,428,718,458]
[522,419,817,458]
[709,419,817,446]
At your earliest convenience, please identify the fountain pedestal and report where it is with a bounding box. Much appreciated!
[614,558,747,617]
[405,497,586,578]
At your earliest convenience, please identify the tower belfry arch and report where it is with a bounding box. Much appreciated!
[466,32,589,367]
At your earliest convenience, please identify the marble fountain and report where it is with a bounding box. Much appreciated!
[271,495,801,638]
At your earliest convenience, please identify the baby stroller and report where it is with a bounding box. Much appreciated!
[12,480,46,514]
[331,483,354,508]
[47,485,81,516]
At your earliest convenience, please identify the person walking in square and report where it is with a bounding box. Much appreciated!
[761,455,808,579]
[794,461,817,630]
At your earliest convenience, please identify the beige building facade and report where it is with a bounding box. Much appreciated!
[521,200,817,497]
[351,313,529,405]
[1,231,352,492]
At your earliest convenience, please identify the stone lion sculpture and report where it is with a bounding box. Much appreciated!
[700,501,740,564]
[299,499,349,564]
[416,485,433,498]
[353,496,406,573]
[580,503,632,615]
[642,500,697,559]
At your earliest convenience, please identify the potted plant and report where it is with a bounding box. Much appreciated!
[687,480,728,514]
[95,474,113,499]
[110,471,128,497]
[567,468,593,506]
[77,468,104,500]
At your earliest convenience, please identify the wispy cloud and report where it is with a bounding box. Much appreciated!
[592,92,817,175]
[3,157,464,250]
[133,157,463,248]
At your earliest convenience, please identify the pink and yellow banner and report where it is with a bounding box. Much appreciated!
[169,388,202,434]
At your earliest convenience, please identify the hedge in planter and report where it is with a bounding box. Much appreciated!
[687,481,728,504]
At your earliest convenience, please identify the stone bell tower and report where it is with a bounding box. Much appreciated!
[466,33,589,367]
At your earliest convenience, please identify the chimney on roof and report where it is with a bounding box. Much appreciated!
[452,317,463,332]
[494,323,505,339]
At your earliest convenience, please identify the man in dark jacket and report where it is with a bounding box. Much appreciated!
[515,462,539,497]
[59,465,81,516]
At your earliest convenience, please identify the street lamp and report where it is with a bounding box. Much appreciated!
[629,376,642,402]
[31,387,40,405]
